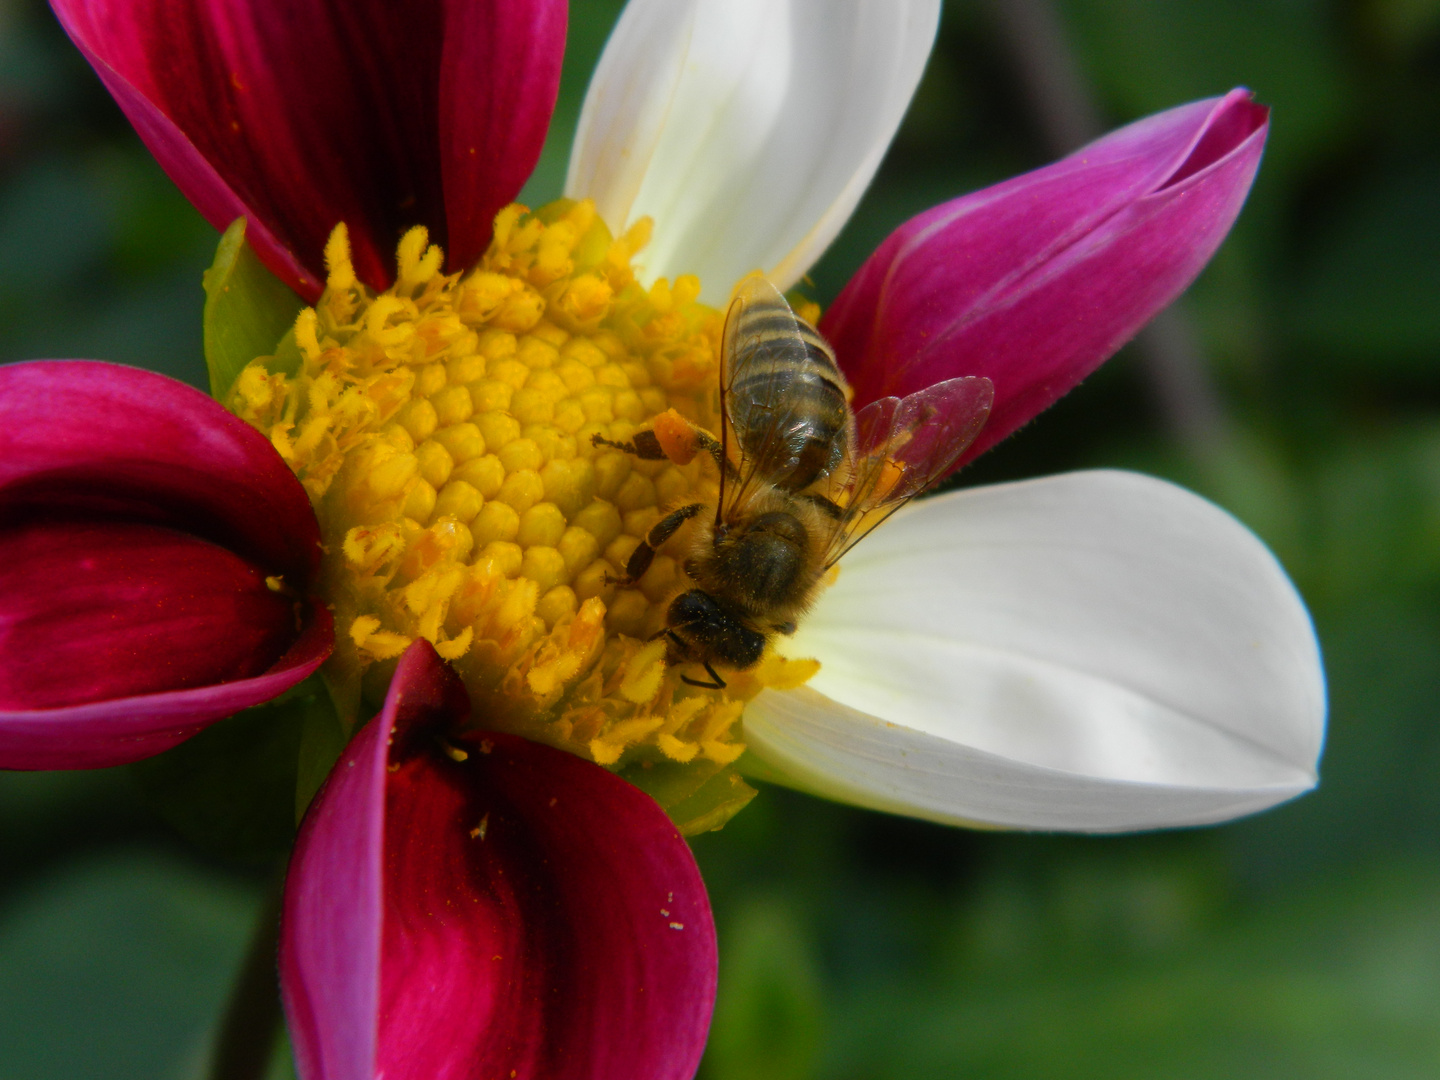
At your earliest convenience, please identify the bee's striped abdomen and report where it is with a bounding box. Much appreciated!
[725,290,852,492]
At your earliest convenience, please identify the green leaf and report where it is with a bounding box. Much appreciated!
[130,677,335,864]
[202,217,304,402]
[620,757,758,837]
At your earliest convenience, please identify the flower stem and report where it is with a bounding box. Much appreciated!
[209,877,285,1080]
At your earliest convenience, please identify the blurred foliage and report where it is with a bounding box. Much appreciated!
[701,894,825,1080]
[3,0,1440,1076]
[0,849,259,1080]
[130,678,338,867]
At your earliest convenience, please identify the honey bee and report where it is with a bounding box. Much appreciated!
[595,277,994,689]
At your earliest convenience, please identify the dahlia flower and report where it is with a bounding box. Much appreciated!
[0,0,1325,1076]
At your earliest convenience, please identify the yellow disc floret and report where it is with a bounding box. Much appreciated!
[230,199,815,772]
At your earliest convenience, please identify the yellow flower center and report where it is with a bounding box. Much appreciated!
[230,199,817,773]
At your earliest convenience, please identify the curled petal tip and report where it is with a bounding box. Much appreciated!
[1155,88,1268,191]
[0,604,331,771]
[281,640,464,1080]
[823,90,1269,465]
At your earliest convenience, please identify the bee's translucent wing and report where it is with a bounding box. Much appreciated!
[819,376,994,568]
[718,277,850,517]
[853,376,994,501]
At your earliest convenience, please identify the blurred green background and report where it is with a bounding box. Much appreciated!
[4,0,1440,1076]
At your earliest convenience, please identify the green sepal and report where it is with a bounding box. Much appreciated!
[620,757,758,837]
[130,676,334,864]
[202,217,304,402]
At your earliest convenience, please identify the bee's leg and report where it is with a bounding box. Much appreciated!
[610,502,707,584]
[591,429,668,460]
[687,427,730,475]
[672,423,739,483]
[660,630,692,665]
[680,661,727,691]
[593,424,737,482]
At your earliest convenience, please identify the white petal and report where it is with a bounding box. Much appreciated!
[565,0,938,301]
[744,470,1326,831]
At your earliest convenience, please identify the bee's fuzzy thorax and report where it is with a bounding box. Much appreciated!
[684,483,831,630]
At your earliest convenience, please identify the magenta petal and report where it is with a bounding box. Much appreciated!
[0,360,332,770]
[822,89,1268,463]
[280,642,717,1080]
[376,736,716,1080]
[439,1,566,276]
[0,521,295,710]
[52,0,566,299]
[0,361,320,584]
[0,603,330,771]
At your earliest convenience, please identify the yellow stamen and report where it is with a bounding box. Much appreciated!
[229,199,818,771]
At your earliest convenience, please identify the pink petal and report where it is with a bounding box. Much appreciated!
[51,0,565,300]
[0,361,320,584]
[822,89,1268,464]
[439,2,567,283]
[0,604,330,771]
[281,642,717,1080]
[0,521,295,710]
[0,360,332,770]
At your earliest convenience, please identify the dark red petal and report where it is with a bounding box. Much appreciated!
[281,642,717,1080]
[0,600,330,772]
[0,360,331,769]
[439,1,567,276]
[52,0,566,299]
[0,361,320,585]
[0,520,295,710]
[822,90,1268,464]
